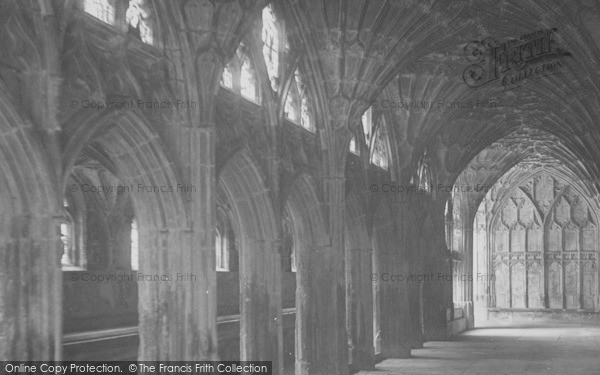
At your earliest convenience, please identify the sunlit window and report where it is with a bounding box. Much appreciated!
[60,222,73,266]
[286,69,314,132]
[362,107,373,147]
[131,219,139,270]
[370,118,389,170]
[262,4,280,91]
[215,229,229,271]
[83,0,116,24]
[416,154,431,192]
[220,64,234,89]
[216,208,236,272]
[240,57,257,101]
[284,90,299,122]
[60,197,76,267]
[349,135,360,155]
[300,96,313,132]
[126,0,153,44]
[282,212,296,272]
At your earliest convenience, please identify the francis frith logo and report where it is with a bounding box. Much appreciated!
[463,28,571,90]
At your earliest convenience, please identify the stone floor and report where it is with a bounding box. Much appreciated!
[359,325,600,375]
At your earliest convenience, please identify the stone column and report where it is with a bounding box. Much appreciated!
[295,175,347,375]
[461,217,475,330]
[420,215,448,342]
[346,245,374,371]
[0,214,62,360]
[239,237,283,372]
[138,56,218,359]
[376,196,413,357]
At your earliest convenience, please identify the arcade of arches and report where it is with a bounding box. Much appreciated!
[1,0,600,374]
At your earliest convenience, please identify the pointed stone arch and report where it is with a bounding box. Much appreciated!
[217,147,282,370]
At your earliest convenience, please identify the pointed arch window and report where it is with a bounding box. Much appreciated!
[130,219,139,270]
[60,198,86,269]
[240,56,258,101]
[83,0,116,24]
[60,220,74,266]
[216,207,237,272]
[284,87,300,123]
[349,135,360,155]
[300,96,313,131]
[215,228,229,272]
[350,108,373,155]
[413,153,432,192]
[282,211,296,272]
[362,107,373,147]
[285,69,315,132]
[262,4,280,91]
[220,64,234,89]
[126,0,153,44]
[370,117,390,170]
[220,45,259,104]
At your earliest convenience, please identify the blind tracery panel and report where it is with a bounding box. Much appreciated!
[491,173,598,310]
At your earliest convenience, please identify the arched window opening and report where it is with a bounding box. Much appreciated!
[414,153,432,192]
[240,56,258,102]
[83,0,116,24]
[130,219,139,270]
[216,207,237,272]
[219,45,260,104]
[300,96,313,132]
[370,117,390,170]
[215,228,229,272]
[284,88,299,123]
[60,197,84,269]
[60,221,74,266]
[362,107,373,147]
[282,211,296,272]
[349,135,360,155]
[285,69,314,132]
[262,4,280,91]
[220,64,234,89]
[126,0,153,44]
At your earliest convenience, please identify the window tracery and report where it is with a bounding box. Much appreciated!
[220,46,260,103]
[370,117,390,170]
[83,0,153,45]
[282,210,296,272]
[220,64,234,89]
[83,0,116,24]
[262,4,280,91]
[240,56,258,101]
[126,0,153,44]
[285,69,314,132]
[216,207,237,272]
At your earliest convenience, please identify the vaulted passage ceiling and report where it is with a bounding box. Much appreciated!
[282,0,600,188]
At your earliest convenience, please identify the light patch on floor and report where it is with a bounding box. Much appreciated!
[357,325,600,375]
